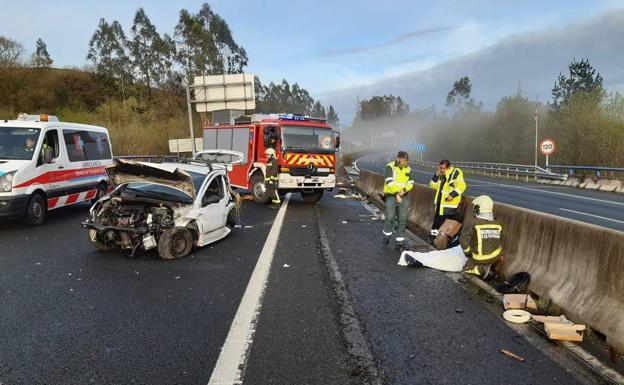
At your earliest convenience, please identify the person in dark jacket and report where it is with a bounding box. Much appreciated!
[265,148,281,209]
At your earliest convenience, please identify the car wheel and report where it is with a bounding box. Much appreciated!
[158,227,194,260]
[250,174,270,204]
[88,229,112,251]
[92,183,108,205]
[301,190,324,203]
[23,193,46,226]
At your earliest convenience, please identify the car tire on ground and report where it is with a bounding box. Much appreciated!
[92,183,108,205]
[22,193,46,226]
[250,174,270,204]
[158,227,194,260]
[301,190,324,203]
[88,229,112,251]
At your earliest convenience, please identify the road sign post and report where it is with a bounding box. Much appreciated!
[540,139,556,171]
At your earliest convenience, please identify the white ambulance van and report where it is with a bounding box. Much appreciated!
[0,114,113,225]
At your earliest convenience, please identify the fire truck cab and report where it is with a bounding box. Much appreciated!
[203,113,339,203]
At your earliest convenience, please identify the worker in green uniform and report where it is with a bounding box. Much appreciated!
[382,151,416,252]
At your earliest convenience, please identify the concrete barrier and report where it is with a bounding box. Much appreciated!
[356,169,624,352]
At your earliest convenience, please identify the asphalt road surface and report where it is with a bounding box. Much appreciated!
[355,153,624,232]
[0,193,611,384]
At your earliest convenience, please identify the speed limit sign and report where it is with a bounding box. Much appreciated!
[540,139,556,156]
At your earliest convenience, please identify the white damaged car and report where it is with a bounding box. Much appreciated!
[82,159,238,259]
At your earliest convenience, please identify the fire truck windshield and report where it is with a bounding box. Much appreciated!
[281,126,334,153]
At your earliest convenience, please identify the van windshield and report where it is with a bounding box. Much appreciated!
[0,127,41,160]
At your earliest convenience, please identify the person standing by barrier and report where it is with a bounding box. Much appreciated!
[461,195,502,279]
[429,159,466,241]
[382,151,416,252]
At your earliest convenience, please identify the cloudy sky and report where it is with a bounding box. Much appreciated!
[1,0,623,123]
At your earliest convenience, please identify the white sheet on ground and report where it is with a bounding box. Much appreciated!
[398,245,467,272]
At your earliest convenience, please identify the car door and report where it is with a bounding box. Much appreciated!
[199,173,229,234]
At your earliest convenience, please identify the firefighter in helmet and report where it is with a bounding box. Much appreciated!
[265,148,281,209]
[460,195,503,279]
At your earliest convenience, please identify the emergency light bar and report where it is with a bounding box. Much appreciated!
[17,113,59,122]
[278,113,327,122]
[278,114,306,121]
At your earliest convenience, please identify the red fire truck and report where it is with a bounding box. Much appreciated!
[202,114,339,203]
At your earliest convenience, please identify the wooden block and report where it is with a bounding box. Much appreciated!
[544,323,584,341]
[532,315,569,324]
[544,322,586,332]
[503,294,538,310]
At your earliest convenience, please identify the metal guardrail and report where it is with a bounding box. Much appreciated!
[414,160,569,181]
[547,165,624,178]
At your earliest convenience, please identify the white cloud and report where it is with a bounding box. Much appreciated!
[320,9,624,124]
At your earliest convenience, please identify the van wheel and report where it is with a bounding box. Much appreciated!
[301,190,324,203]
[92,183,108,205]
[88,229,112,251]
[158,227,193,260]
[250,174,270,204]
[23,193,46,226]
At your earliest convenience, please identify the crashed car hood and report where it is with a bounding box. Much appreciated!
[106,159,196,199]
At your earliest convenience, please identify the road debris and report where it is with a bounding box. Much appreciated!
[174,276,181,280]
[503,309,531,324]
[283,264,290,268]
[342,221,348,224]
[503,294,538,311]
[244,225,254,229]
[532,315,585,342]
[499,349,525,362]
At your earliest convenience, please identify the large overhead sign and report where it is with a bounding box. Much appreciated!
[193,73,255,112]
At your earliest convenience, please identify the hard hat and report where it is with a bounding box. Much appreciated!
[472,195,494,214]
[265,148,276,157]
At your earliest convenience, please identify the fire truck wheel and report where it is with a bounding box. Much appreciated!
[23,193,46,226]
[301,190,324,203]
[158,227,193,260]
[251,174,270,204]
[88,229,112,251]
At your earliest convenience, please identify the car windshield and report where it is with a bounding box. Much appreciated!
[281,125,334,153]
[0,127,41,160]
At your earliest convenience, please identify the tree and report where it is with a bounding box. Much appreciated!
[551,58,605,111]
[33,38,53,68]
[0,36,24,67]
[327,105,339,125]
[356,95,410,120]
[129,8,170,100]
[446,76,472,106]
[87,19,132,98]
[174,3,248,84]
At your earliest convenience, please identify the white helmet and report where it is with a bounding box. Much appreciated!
[265,148,276,157]
[472,195,494,214]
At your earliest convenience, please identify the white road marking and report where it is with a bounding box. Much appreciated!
[207,194,290,385]
[411,168,624,207]
[559,208,624,224]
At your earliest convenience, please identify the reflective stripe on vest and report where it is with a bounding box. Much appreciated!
[473,223,502,260]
